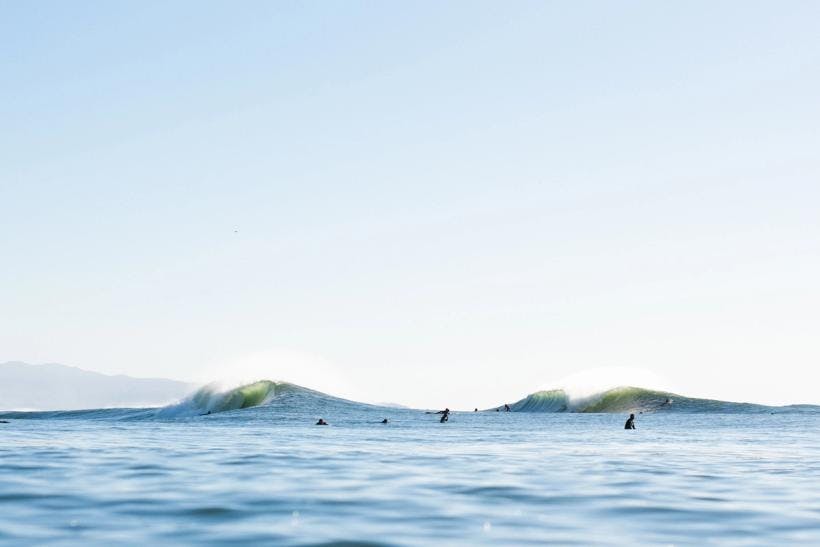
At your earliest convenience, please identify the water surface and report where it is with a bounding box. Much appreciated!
[1,405,819,545]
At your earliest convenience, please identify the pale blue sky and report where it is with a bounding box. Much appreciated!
[2,1,819,408]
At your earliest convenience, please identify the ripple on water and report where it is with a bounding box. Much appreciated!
[0,412,819,545]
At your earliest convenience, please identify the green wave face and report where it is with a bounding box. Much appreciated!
[510,390,570,412]
[506,387,663,413]
[578,387,675,413]
[506,386,778,413]
[157,380,358,417]
[192,381,284,412]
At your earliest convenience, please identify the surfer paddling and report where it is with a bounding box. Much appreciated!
[624,414,636,430]
[316,418,329,426]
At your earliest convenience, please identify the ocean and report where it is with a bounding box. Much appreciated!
[1,383,819,545]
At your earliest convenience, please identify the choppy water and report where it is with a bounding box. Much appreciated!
[2,403,820,545]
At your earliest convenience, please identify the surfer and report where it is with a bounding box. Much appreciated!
[316,418,329,426]
[474,408,478,412]
[504,404,511,412]
[440,409,450,423]
[381,418,389,424]
[624,414,636,430]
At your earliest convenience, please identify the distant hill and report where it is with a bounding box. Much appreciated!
[0,361,196,410]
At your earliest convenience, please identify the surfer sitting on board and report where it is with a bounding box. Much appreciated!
[624,414,636,430]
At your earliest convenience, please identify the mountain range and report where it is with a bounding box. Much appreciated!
[0,361,196,410]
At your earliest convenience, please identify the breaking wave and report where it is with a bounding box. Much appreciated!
[506,386,818,413]
[155,379,382,418]
[158,380,288,416]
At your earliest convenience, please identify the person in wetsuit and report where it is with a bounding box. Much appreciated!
[624,414,636,430]
[381,418,389,424]
[316,418,328,426]
[440,409,450,423]
[504,404,511,412]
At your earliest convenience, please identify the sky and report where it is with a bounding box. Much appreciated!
[1,1,819,409]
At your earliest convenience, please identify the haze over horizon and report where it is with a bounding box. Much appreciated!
[2,2,819,410]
